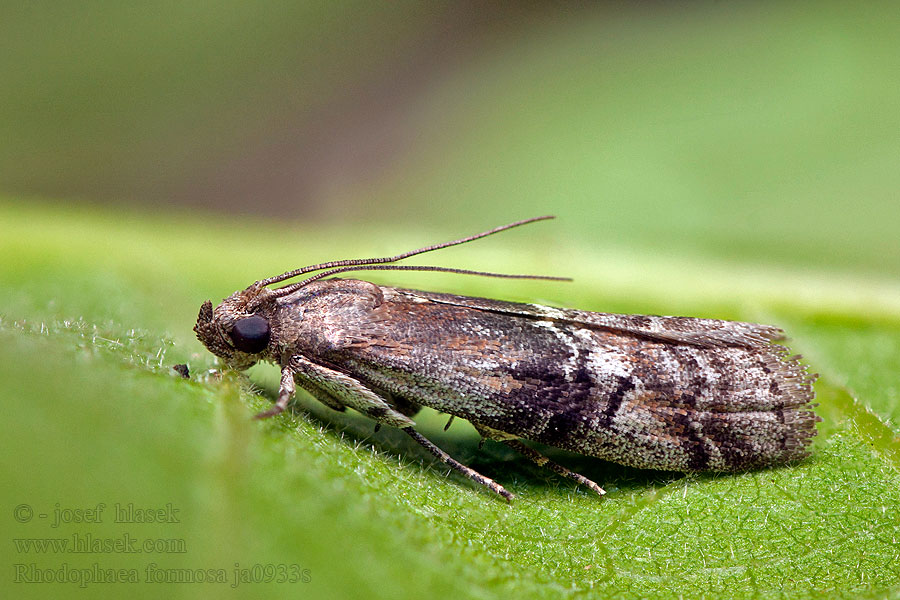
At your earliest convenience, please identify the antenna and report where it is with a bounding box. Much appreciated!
[258,216,567,300]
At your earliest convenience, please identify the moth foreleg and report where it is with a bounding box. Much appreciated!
[254,365,296,419]
[504,439,606,497]
[402,427,514,502]
[298,379,348,413]
[286,355,415,428]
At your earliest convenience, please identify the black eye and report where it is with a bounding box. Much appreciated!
[229,315,270,354]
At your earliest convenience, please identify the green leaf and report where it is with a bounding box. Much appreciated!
[2,200,898,600]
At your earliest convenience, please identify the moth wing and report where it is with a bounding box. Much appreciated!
[356,285,818,472]
[391,288,784,348]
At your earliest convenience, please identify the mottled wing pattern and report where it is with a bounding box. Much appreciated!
[331,285,819,473]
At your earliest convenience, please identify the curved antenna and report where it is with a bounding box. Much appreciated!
[258,215,556,287]
[269,263,571,300]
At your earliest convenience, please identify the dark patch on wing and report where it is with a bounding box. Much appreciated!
[495,325,600,444]
[504,325,593,403]
[670,410,711,471]
[540,405,589,447]
[698,413,756,470]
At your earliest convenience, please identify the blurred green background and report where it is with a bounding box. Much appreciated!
[2,2,899,599]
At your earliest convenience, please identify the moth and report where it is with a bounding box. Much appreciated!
[195,217,819,500]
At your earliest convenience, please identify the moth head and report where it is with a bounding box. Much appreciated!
[194,285,273,371]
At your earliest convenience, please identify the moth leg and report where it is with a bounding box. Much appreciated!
[504,439,606,497]
[281,355,415,427]
[299,380,348,413]
[254,366,296,419]
[401,427,514,502]
[373,394,420,434]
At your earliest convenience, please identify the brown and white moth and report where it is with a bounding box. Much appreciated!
[194,217,819,500]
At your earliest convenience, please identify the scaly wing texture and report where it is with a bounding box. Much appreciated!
[398,288,787,347]
[305,284,819,472]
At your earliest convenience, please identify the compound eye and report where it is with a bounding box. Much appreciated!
[229,315,270,354]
